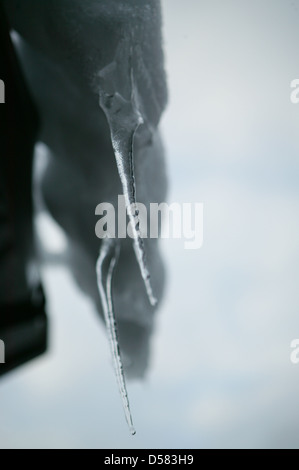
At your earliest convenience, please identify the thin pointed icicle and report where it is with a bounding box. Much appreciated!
[96,237,136,435]
[98,63,157,307]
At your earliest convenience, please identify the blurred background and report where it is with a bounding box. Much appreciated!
[1,0,299,449]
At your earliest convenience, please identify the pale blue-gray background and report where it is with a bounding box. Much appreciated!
[1,0,299,449]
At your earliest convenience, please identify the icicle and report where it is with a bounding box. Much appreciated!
[96,237,136,435]
[98,61,157,307]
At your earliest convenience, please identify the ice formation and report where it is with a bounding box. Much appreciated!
[2,0,168,434]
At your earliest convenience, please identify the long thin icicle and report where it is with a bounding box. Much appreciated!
[98,62,157,307]
[96,237,136,435]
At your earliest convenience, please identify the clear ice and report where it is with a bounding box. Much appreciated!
[96,237,136,436]
[98,46,157,307]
